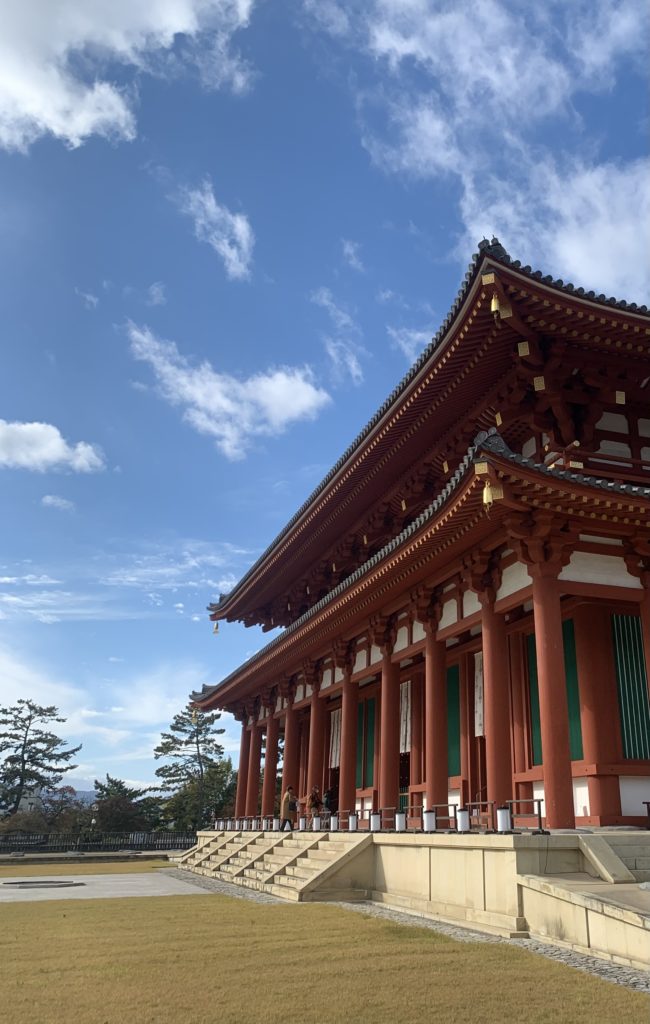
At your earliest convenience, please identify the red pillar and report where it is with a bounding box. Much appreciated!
[424,630,448,808]
[481,597,513,807]
[245,724,263,817]
[235,723,251,818]
[532,572,575,828]
[573,604,622,821]
[261,714,280,817]
[379,651,400,811]
[281,700,299,797]
[306,688,325,797]
[339,672,358,814]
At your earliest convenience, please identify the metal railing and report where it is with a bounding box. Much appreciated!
[506,798,548,834]
[0,830,196,854]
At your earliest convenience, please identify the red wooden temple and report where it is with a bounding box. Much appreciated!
[192,239,650,830]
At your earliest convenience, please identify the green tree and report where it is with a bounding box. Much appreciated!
[154,704,225,829]
[0,700,81,820]
[162,760,237,830]
[93,774,164,832]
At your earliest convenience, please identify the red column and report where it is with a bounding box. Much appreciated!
[306,687,325,797]
[235,722,251,818]
[573,604,622,821]
[245,724,263,817]
[481,596,513,807]
[281,700,299,797]
[261,714,280,817]
[410,674,423,786]
[424,630,448,808]
[532,572,575,828]
[339,672,358,814]
[379,651,400,811]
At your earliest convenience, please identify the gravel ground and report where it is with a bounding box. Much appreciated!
[164,869,650,994]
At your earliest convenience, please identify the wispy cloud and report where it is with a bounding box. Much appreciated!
[175,178,255,280]
[311,287,367,385]
[0,419,104,472]
[342,238,365,272]
[145,281,167,306]
[307,1,650,298]
[42,494,75,512]
[127,322,330,459]
[75,287,99,310]
[386,326,431,363]
[0,0,256,152]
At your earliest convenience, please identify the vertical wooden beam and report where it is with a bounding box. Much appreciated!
[281,700,299,798]
[235,722,251,818]
[424,630,448,808]
[306,687,325,798]
[245,724,263,817]
[532,572,575,828]
[338,671,359,815]
[481,597,513,807]
[379,652,400,811]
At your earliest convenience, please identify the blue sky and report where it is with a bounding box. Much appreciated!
[0,0,648,791]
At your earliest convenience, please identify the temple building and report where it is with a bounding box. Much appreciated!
[192,239,650,831]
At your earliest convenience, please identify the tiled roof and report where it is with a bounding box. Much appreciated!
[211,238,649,614]
[192,429,650,703]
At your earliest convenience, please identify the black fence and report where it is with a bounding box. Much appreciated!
[0,831,196,854]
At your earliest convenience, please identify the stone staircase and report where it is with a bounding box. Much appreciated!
[604,832,650,882]
[177,830,372,902]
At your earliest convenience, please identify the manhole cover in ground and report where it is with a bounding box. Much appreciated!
[3,880,86,889]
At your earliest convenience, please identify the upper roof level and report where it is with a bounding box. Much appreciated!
[209,239,650,632]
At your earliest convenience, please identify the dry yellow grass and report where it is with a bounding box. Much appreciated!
[1,891,647,1024]
[0,859,170,877]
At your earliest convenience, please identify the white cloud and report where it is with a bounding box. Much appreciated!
[311,287,358,332]
[0,574,61,585]
[0,420,105,472]
[176,179,254,280]
[386,326,431,363]
[42,494,75,512]
[75,287,99,309]
[302,0,350,37]
[128,322,331,459]
[146,281,167,306]
[324,338,364,386]
[309,1,650,301]
[0,0,255,152]
[342,238,365,272]
[461,157,650,299]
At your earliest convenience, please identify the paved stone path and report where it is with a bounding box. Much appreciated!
[164,869,650,994]
[0,871,206,903]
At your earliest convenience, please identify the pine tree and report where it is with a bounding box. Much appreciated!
[0,700,81,819]
[154,704,225,829]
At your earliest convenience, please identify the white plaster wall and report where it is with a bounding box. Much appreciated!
[619,777,650,816]
[596,412,628,433]
[496,561,532,600]
[370,644,382,665]
[532,782,545,817]
[448,789,461,809]
[522,436,537,458]
[354,649,366,673]
[321,667,332,690]
[578,534,623,546]
[334,666,344,684]
[305,683,313,698]
[295,684,304,702]
[573,778,590,817]
[559,551,642,589]
[463,590,481,618]
[412,620,425,643]
[639,418,650,438]
[395,625,409,652]
[438,598,458,630]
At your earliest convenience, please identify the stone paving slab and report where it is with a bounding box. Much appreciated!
[0,871,208,903]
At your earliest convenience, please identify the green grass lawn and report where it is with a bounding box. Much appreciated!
[1,884,647,1024]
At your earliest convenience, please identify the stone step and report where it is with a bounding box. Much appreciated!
[284,863,314,880]
[300,848,339,862]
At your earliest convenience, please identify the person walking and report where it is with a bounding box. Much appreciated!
[307,785,323,825]
[280,785,297,831]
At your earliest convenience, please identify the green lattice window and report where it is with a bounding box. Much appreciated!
[355,697,376,788]
[447,664,461,776]
[611,614,650,759]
